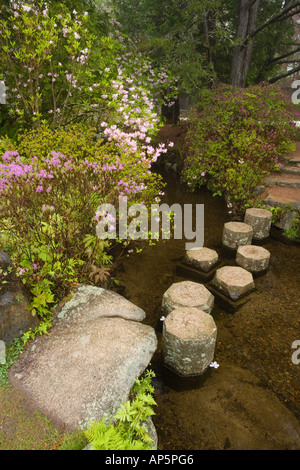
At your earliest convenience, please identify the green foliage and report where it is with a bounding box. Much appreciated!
[57,430,89,451]
[85,369,157,450]
[182,83,298,214]
[0,338,23,387]
[0,123,164,320]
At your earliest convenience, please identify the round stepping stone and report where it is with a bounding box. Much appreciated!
[212,266,255,300]
[162,281,214,315]
[185,247,218,272]
[244,208,272,240]
[222,222,253,250]
[236,245,270,273]
[162,307,217,376]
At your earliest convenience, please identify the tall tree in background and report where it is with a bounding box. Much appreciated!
[103,0,300,91]
[230,0,300,87]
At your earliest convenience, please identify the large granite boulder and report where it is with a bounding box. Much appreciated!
[9,285,158,432]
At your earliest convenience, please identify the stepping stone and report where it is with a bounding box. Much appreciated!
[185,247,218,272]
[281,165,300,176]
[244,208,272,240]
[162,307,217,376]
[222,222,253,250]
[236,245,270,273]
[263,186,300,210]
[212,266,255,300]
[265,173,300,189]
[162,280,214,315]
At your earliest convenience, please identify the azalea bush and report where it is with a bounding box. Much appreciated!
[0,1,177,329]
[182,83,299,214]
[0,124,166,319]
[0,1,176,134]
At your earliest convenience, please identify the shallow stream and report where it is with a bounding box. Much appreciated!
[113,169,300,450]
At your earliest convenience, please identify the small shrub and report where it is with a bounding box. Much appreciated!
[182,83,299,214]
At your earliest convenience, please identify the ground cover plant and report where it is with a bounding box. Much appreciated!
[182,82,299,215]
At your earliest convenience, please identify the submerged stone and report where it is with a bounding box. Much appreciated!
[222,222,253,250]
[162,280,214,315]
[162,307,217,376]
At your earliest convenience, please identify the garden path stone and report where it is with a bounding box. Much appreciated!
[222,222,253,250]
[185,247,218,272]
[212,266,255,300]
[162,280,214,315]
[9,285,157,432]
[162,307,217,376]
[244,208,272,240]
[236,245,270,273]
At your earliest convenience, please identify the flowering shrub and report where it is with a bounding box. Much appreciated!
[0,124,165,319]
[0,1,176,133]
[182,83,299,214]
[0,2,176,326]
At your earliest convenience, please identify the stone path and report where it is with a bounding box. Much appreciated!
[263,142,300,211]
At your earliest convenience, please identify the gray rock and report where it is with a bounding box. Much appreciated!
[162,307,217,376]
[9,286,158,433]
[212,266,255,300]
[222,222,253,250]
[56,285,146,326]
[0,252,13,269]
[236,245,271,273]
[274,210,298,231]
[162,280,214,315]
[0,283,39,344]
[244,208,272,240]
[185,247,218,272]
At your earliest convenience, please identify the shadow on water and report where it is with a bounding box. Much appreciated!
[113,168,300,450]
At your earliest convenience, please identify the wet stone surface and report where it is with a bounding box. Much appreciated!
[222,222,253,250]
[244,208,272,240]
[185,247,219,272]
[236,245,271,273]
[162,307,217,376]
[212,266,255,300]
[162,280,214,316]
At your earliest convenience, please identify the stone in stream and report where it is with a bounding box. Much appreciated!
[162,280,214,316]
[236,245,270,273]
[185,247,218,272]
[162,307,217,376]
[212,266,255,300]
[222,222,253,250]
[9,285,158,432]
[244,208,272,240]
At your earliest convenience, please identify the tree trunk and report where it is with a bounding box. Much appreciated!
[230,0,260,87]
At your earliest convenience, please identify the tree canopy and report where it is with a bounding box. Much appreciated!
[110,0,300,92]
